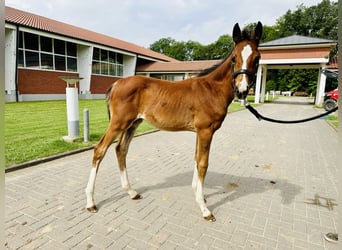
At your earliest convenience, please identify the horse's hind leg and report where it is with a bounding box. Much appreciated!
[116,118,143,199]
[85,125,121,213]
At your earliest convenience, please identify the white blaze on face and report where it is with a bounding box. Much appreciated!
[238,44,252,93]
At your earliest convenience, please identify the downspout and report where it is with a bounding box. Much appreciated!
[14,25,19,102]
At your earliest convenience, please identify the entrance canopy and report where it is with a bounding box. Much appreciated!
[255,35,336,105]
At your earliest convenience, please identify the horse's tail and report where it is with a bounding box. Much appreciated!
[106,84,113,121]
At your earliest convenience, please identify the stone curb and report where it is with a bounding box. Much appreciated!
[5,129,159,173]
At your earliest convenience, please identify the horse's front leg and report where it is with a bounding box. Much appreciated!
[193,129,216,222]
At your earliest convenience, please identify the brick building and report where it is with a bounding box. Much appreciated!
[5,6,177,102]
[5,6,336,105]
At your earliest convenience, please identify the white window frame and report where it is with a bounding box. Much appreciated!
[92,47,124,77]
[18,31,78,72]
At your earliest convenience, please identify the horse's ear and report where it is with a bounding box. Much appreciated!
[253,21,263,44]
[233,23,241,44]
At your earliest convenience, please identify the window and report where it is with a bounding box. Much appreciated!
[40,53,53,69]
[67,57,77,72]
[67,43,77,57]
[55,55,66,71]
[18,50,24,67]
[25,51,39,68]
[92,48,124,76]
[18,31,77,72]
[41,36,52,52]
[24,33,38,50]
[54,39,65,55]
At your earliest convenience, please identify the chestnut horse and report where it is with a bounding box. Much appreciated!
[85,22,262,221]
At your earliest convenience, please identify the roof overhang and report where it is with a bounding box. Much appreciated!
[259,43,336,51]
[260,58,329,70]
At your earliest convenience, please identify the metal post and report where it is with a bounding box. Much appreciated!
[84,108,89,142]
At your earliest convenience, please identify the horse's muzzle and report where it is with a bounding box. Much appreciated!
[235,88,249,100]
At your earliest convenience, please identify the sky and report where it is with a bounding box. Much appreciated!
[6,0,323,48]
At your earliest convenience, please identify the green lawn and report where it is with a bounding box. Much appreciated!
[324,114,338,128]
[4,99,154,167]
[5,98,254,167]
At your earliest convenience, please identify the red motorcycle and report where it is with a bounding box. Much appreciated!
[323,88,338,111]
[321,69,338,111]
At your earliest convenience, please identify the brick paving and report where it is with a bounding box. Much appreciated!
[5,97,338,249]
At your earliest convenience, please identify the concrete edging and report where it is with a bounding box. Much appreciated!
[5,129,160,173]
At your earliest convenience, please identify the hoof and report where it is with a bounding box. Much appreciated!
[86,206,97,213]
[204,214,216,222]
[132,193,142,200]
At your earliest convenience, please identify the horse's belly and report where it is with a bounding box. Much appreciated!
[144,110,195,132]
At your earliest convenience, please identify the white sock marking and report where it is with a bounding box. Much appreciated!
[192,165,198,193]
[196,181,211,217]
[85,168,97,208]
[193,165,211,217]
[120,169,138,198]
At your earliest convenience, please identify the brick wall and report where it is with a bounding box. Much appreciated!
[17,69,121,95]
[90,75,120,94]
[18,69,78,94]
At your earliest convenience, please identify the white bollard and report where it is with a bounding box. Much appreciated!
[59,76,83,142]
[65,87,80,140]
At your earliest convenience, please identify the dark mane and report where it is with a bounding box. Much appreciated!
[197,28,252,77]
[197,53,231,77]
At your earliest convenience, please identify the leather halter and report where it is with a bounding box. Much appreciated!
[231,61,258,84]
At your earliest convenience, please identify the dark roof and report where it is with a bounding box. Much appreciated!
[260,35,335,47]
[5,6,177,62]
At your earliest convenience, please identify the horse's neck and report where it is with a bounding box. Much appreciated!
[206,58,235,100]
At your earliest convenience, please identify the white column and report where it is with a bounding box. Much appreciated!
[260,66,268,103]
[254,65,263,104]
[77,45,93,96]
[5,27,17,101]
[315,65,327,106]
[123,55,137,77]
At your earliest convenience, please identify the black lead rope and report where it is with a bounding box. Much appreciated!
[245,104,338,124]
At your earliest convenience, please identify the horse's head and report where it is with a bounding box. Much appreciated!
[231,22,262,99]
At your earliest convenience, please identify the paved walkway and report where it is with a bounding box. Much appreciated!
[5,97,338,249]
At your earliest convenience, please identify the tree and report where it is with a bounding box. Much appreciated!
[149,37,176,55]
[210,35,234,59]
[149,33,235,61]
[167,41,187,61]
[263,0,338,93]
[149,35,234,61]
[275,0,337,40]
[285,69,318,94]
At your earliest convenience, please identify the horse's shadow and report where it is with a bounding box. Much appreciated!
[97,170,302,211]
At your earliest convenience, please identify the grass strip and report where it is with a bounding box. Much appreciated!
[5,98,254,167]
